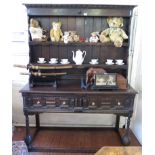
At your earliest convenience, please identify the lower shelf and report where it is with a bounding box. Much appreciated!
[13,127,141,153]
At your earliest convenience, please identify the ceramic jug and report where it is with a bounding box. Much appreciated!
[72,49,86,65]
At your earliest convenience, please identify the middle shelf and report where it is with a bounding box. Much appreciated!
[28,63,128,70]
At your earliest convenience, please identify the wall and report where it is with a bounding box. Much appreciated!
[12,0,141,143]
[129,5,142,144]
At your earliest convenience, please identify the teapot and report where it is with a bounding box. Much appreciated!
[72,49,86,65]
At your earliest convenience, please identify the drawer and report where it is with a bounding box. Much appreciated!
[87,97,114,110]
[25,97,46,107]
[24,96,75,109]
[86,95,133,110]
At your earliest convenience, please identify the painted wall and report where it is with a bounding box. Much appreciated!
[130,5,142,144]
[12,0,141,143]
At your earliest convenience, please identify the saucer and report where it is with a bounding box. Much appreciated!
[60,61,70,64]
[37,60,46,64]
[115,62,124,65]
[89,61,99,65]
[49,61,58,64]
[105,62,114,65]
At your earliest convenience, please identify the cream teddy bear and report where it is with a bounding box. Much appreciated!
[50,22,63,42]
[29,18,47,41]
[99,17,128,47]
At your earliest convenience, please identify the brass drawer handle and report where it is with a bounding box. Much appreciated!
[92,102,95,106]
[37,101,40,104]
[117,102,121,106]
[62,101,66,105]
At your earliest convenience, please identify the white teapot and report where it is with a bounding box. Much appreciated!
[72,49,86,65]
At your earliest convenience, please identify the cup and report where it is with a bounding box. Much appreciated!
[38,57,45,63]
[106,59,113,64]
[91,59,98,64]
[61,59,69,64]
[50,58,58,63]
[116,59,123,64]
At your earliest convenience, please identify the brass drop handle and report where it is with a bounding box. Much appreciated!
[62,101,66,105]
[37,101,40,104]
[117,102,121,106]
[92,102,96,106]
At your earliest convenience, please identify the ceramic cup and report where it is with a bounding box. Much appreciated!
[91,59,98,64]
[61,59,69,64]
[38,57,45,63]
[116,59,123,64]
[50,58,58,63]
[106,59,113,64]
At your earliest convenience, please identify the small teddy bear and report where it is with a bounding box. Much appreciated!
[62,31,80,43]
[89,32,99,43]
[69,31,80,42]
[63,31,70,44]
[99,17,128,47]
[50,22,63,42]
[29,18,47,41]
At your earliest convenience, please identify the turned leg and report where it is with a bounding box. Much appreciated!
[24,113,32,150]
[35,113,40,128]
[121,114,132,145]
[115,115,120,131]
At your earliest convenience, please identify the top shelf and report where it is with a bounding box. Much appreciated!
[29,41,129,47]
[25,4,136,17]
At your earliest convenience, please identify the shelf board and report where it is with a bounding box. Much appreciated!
[29,63,128,69]
[29,41,129,47]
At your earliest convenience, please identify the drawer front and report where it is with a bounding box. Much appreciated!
[24,95,75,109]
[86,95,134,111]
[25,97,46,107]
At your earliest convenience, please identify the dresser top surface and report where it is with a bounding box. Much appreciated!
[20,83,137,95]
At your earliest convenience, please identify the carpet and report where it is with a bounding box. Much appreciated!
[12,141,28,155]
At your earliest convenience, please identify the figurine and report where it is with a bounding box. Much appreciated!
[89,32,99,43]
[86,67,107,85]
[99,17,128,47]
[29,18,47,41]
[50,22,63,42]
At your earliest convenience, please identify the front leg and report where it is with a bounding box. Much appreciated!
[24,113,32,150]
[35,113,40,128]
[121,113,132,145]
[115,115,120,131]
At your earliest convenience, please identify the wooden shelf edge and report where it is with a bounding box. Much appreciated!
[29,63,128,69]
[29,41,129,47]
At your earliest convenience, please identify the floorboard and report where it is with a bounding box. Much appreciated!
[13,127,141,155]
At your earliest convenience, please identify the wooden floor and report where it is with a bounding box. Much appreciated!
[13,127,141,155]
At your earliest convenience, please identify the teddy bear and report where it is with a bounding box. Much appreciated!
[99,17,128,47]
[62,31,80,43]
[50,22,63,42]
[29,18,47,41]
[70,31,80,42]
[63,31,70,44]
[89,32,99,43]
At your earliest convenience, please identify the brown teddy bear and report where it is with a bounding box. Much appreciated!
[99,17,128,47]
[29,18,47,41]
[50,22,63,42]
[62,31,80,43]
